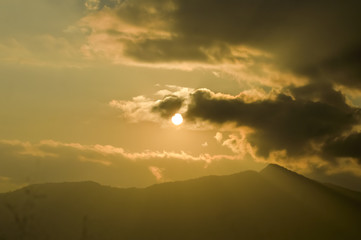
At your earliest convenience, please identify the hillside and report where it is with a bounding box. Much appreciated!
[0,165,360,240]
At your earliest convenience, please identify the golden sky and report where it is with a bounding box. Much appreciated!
[1,0,361,192]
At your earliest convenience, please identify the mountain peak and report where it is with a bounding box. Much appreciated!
[260,163,293,174]
[260,163,311,183]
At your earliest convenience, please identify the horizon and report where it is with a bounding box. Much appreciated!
[3,163,360,193]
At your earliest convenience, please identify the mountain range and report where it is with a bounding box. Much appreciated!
[0,164,360,240]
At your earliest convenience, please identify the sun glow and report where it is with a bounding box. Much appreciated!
[171,113,183,125]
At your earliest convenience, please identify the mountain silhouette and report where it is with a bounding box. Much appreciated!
[0,164,360,240]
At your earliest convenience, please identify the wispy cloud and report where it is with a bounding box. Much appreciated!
[149,166,165,182]
[0,139,245,192]
[85,0,101,11]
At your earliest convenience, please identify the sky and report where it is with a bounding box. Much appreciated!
[1,0,361,192]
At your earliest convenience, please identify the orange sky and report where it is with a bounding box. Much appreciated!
[1,0,361,192]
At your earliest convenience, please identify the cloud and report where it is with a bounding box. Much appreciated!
[186,86,360,159]
[3,0,360,89]
[75,0,361,89]
[110,85,278,126]
[85,0,101,11]
[149,166,165,182]
[214,132,223,142]
[222,133,248,155]
[110,95,158,123]
[110,85,193,124]
[322,133,361,164]
[151,95,184,118]
[0,139,246,192]
[111,84,361,171]
[76,0,311,87]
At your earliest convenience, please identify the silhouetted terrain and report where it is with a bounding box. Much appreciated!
[0,164,360,240]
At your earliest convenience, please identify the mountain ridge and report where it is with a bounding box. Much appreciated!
[0,164,360,240]
[4,164,359,195]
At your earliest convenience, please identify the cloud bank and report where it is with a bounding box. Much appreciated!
[78,0,361,89]
[111,84,361,173]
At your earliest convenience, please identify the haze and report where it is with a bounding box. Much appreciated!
[1,0,361,193]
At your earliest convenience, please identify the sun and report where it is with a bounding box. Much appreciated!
[171,113,183,125]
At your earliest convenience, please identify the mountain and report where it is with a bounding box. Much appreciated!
[0,165,360,240]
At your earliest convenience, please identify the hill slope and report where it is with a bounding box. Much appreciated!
[0,165,360,240]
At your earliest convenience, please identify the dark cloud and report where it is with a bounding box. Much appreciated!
[323,133,361,164]
[114,0,175,27]
[151,95,184,117]
[106,0,361,88]
[289,83,350,109]
[124,38,210,62]
[184,86,360,158]
[310,47,361,89]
